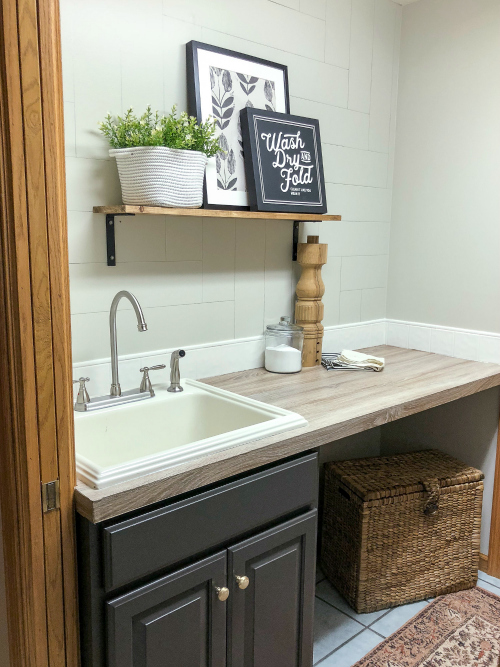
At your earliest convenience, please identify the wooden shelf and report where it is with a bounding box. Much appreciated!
[93,205,341,222]
[93,205,341,266]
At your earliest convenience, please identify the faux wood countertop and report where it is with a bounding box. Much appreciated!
[74,346,500,523]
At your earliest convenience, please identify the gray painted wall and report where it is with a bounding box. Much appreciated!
[380,387,500,555]
[387,0,500,332]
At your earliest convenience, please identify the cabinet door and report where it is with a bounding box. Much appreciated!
[228,511,317,667]
[107,551,227,667]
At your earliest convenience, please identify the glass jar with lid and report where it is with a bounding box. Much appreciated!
[264,316,304,374]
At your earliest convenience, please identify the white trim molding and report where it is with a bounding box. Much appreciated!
[386,319,500,364]
[73,318,500,399]
[72,320,387,399]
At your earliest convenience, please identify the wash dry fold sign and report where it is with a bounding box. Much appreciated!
[240,107,327,214]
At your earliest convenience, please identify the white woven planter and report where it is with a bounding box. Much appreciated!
[110,146,208,208]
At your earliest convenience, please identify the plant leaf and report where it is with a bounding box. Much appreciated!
[237,73,249,83]
[227,178,237,189]
[212,107,222,118]
[222,96,234,108]
[212,95,220,107]
[221,119,230,130]
[249,76,259,84]
[239,82,249,94]
[265,104,274,112]
[217,179,225,189]
[222,107,234,120]
[247,84,256,95]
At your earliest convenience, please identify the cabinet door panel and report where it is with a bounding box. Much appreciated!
[107,551,226,667]
[228,511,317,667]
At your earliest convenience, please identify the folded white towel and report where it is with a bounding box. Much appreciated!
[338,350,385,371]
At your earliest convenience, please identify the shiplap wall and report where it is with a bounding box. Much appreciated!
[61,0,402,366]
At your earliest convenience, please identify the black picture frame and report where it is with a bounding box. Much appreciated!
[186,40,290,210]
[240,107,328,214]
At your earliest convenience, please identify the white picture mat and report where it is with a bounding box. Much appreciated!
[197,48,287,207]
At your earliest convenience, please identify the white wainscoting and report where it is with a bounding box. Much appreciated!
[73,318,500,399]
[386,319,500,364]
[72,319,387,398]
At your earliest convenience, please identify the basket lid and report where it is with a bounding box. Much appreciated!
[325,450,484,501]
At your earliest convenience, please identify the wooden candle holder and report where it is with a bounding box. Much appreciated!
[295,235,328,367]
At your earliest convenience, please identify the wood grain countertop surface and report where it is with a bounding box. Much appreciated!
[74,346,500,523]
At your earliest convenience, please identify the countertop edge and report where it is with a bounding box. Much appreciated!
[74,362,500,523]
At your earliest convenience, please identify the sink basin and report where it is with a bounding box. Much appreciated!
[74,379,307,489]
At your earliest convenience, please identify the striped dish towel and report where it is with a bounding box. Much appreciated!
[322,350,385,372]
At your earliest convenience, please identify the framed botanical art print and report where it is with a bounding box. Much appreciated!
[186,41,290,209]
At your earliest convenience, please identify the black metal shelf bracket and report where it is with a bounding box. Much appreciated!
[105,213,134,266]
[292,221,300,261]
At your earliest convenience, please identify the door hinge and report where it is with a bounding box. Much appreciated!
[41,480,60,513]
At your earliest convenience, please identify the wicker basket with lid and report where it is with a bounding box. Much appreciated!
[321,450,484,613]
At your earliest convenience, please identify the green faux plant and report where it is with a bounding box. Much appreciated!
[99,105,220,158]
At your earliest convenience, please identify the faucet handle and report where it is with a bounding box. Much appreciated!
[139,364,166,395]
[73,377,90,405]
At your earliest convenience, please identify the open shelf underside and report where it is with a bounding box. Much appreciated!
[93,206,341,266]
[93,205,341,221]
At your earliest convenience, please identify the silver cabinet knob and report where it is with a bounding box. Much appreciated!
[235,575,250,590]
[215,586,229,602]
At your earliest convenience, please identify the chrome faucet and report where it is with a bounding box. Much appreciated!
[73,291,164,412]
[167,350,186,393]
[110,290,148,396]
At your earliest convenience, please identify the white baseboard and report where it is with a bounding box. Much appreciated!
[72,320,387,398]
[323,320,387,352]
[73,318,500,398]
[386,319,500,364]
[73,335,266,399]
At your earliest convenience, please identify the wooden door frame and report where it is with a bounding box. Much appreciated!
[487,415,500,577]
[0,0,78,665]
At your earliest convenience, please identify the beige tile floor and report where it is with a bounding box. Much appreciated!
[313,566,500,666]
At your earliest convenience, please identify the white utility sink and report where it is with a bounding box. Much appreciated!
[75,379,307,489]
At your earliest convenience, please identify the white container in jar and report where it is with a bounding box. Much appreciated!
[264,317,304,374]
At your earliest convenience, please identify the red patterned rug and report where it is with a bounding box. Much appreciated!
[355,587,500,666]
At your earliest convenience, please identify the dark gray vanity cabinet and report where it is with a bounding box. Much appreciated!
[228,512,316,667]
[107,551,227,667]
[78,453,318,667]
